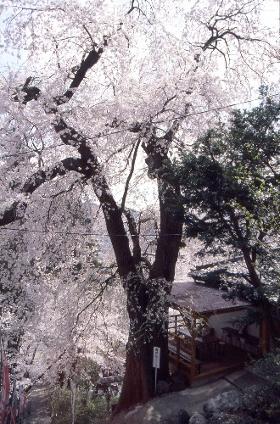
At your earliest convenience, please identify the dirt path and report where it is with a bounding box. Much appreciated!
[24,385,51,424]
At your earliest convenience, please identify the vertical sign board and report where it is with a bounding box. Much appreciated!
[153,347,160,368]
[153,347,161,393]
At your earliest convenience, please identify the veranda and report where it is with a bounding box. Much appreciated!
[168,282,269,384]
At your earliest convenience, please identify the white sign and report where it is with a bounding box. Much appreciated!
[153,346,161,369]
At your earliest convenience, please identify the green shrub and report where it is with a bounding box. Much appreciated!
[50,357,110,424]
[50,387,109,424]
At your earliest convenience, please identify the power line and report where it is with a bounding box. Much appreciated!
[0,226,180,238]
[0,143,66,159]
[0,92,279,161]
[166,93,280,122]
[0,127,132,160]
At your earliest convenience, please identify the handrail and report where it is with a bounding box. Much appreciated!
[168,315,185,331]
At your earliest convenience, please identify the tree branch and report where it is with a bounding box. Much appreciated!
[22,157,84,194]
[0,158,83,227]
[12,44,136,279]
[14,42,106,107]
[0,201,27,227]
[54,45,105,105]
[50,117,136,277]
[123,209,142,264]
[73,272,117,328]
[121,137,141,211]
[140,121,184,283]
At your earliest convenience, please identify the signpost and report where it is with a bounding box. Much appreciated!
[153,347,161,394]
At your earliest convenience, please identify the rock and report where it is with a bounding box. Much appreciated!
[178,409,190,424]
[188,412,207,424]
[208,411,255,424]
[170,371,188,392]
[203,390,241,417]
[162,408,190,424]
[157,380,171,395]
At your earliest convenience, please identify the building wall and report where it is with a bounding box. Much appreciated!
[208,308,259,338]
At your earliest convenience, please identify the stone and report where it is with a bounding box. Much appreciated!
[188,412,207,424]
[178,409,190,424]
[157,380,171,395]
[161,409,190,424]
[203,390,242,417]
[208,411,255,424]
[170,371,188,392]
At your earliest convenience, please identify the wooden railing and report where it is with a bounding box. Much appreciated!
[168,315,201,378]
[168,314,185,336]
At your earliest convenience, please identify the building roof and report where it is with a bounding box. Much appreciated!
[169,281,250,315]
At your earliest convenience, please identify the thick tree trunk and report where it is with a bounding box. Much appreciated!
[116,324,169,411]
[115,178,184,413]
[115,274,170,413]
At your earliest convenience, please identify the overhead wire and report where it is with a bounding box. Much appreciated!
[1,92,279,237]
[0,226,180,237]
[0,92,279,160]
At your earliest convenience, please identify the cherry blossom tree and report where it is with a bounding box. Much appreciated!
[0,183,127,385]
[0,0,278,412]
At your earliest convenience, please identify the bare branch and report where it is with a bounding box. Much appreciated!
[121,137,141,211]
[73,272,117,328]
[127,0,153,23]
[124,209,142,263]
[45,178,85,230]
[82,25,96,47]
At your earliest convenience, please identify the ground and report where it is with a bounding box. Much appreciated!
[23,369,265,424]
[24,385,51,424]
[111,369,265,424]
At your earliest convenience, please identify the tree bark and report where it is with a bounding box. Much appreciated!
[228,209,275,351]
[117,321,170,410]
[115,274,170,413]
[9,63,185,414]
[0,201,27,226]
[116,153,184,412]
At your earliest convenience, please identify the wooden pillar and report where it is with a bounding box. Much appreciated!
[175,315,178,336]
[190,313,197,381]
[176,334,181,369]
[260,318,270,355]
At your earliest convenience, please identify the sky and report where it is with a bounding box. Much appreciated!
[0,0,279,211]
[261,0,280,33]
[0,0,279,72]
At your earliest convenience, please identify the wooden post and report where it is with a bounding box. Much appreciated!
[175,314,178,336]
[260,318,269,355]
[176,334,180,369]
[190,313,197,381]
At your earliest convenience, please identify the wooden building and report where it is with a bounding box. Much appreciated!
[168,281,267,384]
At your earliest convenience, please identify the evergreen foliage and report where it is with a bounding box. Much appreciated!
[177,96,280,308]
